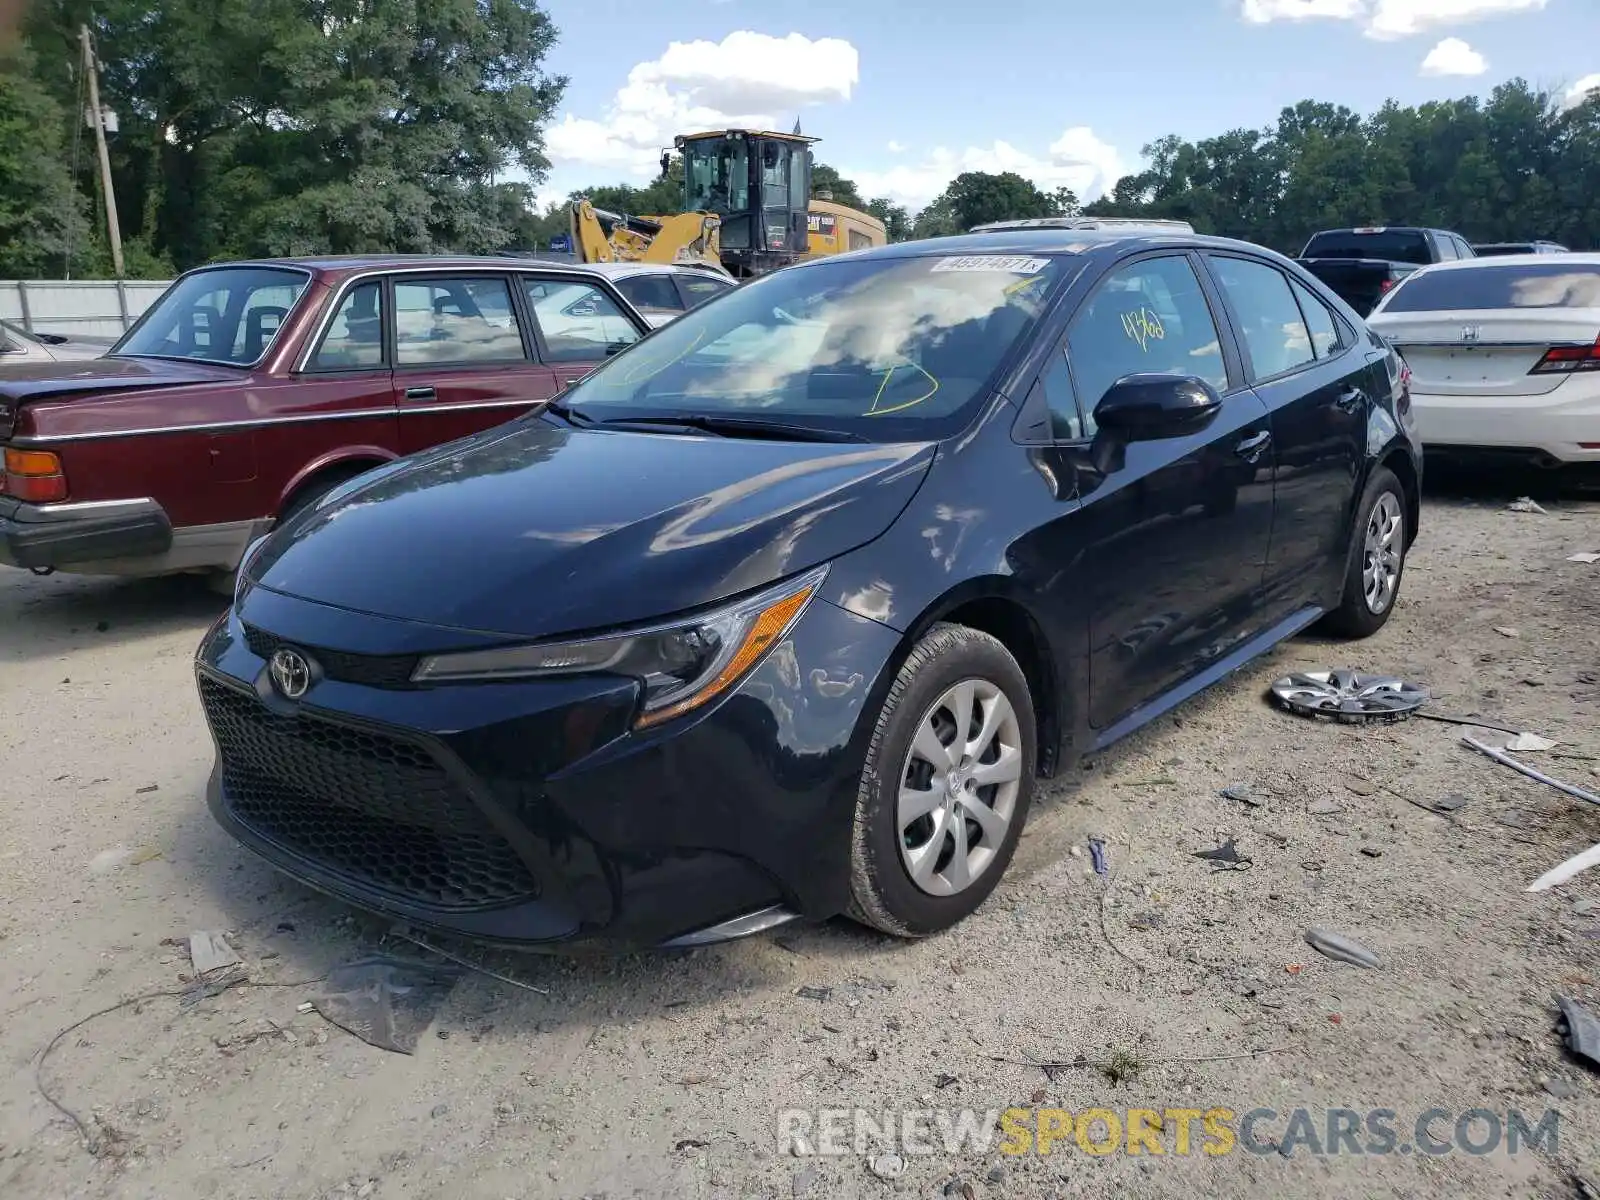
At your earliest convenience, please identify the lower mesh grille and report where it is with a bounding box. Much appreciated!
[199,675,537,910]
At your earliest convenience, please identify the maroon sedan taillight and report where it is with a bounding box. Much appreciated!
[2,447,68,502]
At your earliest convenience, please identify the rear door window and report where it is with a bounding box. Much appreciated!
[1207,256,1315,379]
[1380,263,1600,312]
[393,276,528,365]
[522,277,643,363]
[677,275,733,309]
[615,274,684,318]
[1066,254,1228,436]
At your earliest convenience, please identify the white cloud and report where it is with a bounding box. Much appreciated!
[1241,0,1549,38]
[1420,36,1486,75]
[545,32,858,179]
[847,127,1128,211]
[1241,0,1364,23]
[886,140,907,153]
[1564,73,1600,109]
[1366,0,1547,38]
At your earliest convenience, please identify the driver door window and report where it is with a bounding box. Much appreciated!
[1066,255,1228,438]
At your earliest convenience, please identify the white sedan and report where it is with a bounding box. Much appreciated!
[1367,254,1600,471]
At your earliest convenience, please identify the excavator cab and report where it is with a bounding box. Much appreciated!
[675,130,816,277]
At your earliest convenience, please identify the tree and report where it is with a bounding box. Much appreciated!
[810,162,865,210]
[936,170,1057,231]
[866,197,911,242]
[24,0,567,266]
[0,40,96,276]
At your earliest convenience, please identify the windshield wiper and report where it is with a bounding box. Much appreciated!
[590,414,869,443]
[542,397,596,427]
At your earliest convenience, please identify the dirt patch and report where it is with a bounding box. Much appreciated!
[1,492,1598,1199]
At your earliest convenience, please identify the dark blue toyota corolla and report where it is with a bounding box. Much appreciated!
[196,228,1422,949]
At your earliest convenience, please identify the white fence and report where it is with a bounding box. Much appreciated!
[0,279,174,339]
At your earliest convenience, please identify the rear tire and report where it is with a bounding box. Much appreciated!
[847,623,1037,938]
[1321,465,1408,639]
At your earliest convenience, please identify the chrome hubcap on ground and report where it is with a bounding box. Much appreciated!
[1362,492,1403,614]
[896,679,1022,897]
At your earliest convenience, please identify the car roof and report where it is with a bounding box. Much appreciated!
[1405,251,1600,273]
[202,254,622,278]
[806,228,1287,266]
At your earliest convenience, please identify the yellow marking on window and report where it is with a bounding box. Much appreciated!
[865,360,940,415]
[1121,307,1166,352]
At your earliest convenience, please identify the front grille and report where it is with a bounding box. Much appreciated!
[243,624,419,689]
[199,675,537,910]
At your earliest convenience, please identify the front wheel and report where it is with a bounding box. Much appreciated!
[847,623,1037,938]
[1322,465,1408,638]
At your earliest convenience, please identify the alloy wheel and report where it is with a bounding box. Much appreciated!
[1361,492,1404,614]
[895,678,1023,897]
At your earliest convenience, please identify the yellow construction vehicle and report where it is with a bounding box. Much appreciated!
[570,129,887,279]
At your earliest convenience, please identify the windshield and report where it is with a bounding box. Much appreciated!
[1382,263,1600,312]
[1302,231,1433,265]
[683,137,749,215]
[113,266,309,365]
[557,251,1078,442]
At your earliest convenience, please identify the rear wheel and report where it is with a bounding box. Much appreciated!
[1322,465,1408,638]
[847,623,1036,938]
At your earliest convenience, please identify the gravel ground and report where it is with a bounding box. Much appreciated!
[2,486,1599,1200]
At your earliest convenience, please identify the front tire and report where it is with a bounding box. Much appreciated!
[1322,465,1408,638]
[847,623,1037,938]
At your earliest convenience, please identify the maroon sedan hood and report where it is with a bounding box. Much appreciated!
[0,355,241,402]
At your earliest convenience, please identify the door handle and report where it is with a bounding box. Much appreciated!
[562,377,584,387]
[1336,387,1366,412]
[1234,430,1272,463]
[403,386,436,401]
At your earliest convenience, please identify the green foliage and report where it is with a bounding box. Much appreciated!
[18,0,566,270]
[1084,80,1600,252]
[866,197,911,242]
[810,162,865,210]
[0,41,95,277]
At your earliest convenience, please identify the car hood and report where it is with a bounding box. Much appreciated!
[249,418,937,639]
[0,355,240,398]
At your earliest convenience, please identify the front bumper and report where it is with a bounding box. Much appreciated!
[195,583,901,949]
[0,496,173,570]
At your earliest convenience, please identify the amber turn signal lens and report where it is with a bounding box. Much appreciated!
[633,583,817,729]
[4,448,62,476]
[3,447,68,502]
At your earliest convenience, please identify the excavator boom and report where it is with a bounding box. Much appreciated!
[570,199,726,273]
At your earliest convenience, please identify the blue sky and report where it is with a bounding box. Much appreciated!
[533,0,1600,213]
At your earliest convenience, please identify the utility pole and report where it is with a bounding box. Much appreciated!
[79,24,124,278]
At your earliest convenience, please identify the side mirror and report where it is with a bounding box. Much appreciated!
[1093,374,1222,439]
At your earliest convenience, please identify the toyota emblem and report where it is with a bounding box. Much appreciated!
[268,647,314,699]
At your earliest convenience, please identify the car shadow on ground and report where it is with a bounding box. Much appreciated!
[0,572,227,665]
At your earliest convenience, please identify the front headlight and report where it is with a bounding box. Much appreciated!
[411,565,828,728]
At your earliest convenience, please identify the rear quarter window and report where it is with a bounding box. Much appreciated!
[1381,264,1600,313]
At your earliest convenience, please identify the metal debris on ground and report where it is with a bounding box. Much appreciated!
[1555,996,1600,1070]
[1304,927,1381,969]
[1527,842,1600,894]
[308,956,462,1055]
[1462,735,1600,809]
[1492,626,1520,639]
[1269,670,1429,723]
[1567,552,1600,564]
[795,985,832,1001]
[1192,839,1252,872]
[181,963,248,1009]
[1221,784,1266,808]
[1508,496,1547,514]
[1504,731,1557,753]
[188,931,242,975]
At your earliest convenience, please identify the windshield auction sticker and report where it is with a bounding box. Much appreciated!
[930,255,1050,274]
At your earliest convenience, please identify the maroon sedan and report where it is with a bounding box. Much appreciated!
[0,256,653,583]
